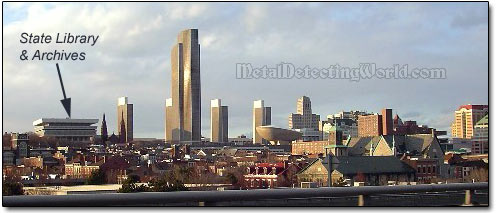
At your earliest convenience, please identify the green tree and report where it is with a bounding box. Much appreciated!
[86,170,106,185]
[3,182,24,196]
[225,172,238,185]
[148,171,188,192]
[117,175,148,193]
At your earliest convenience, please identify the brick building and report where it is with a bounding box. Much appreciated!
[358,114,382,137]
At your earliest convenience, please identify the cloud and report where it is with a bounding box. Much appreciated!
[2,2,488,139]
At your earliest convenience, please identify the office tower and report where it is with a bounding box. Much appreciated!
[382,108,393,135]
[166,29,201,142]
[33,118,98,143]
[165,98,173,142]
[210,99,228,142]
[358,114,383,137]
[253,100,271,144]
[451,104,488,139]
[288,96,320,130]
[117,97,133,143]
[101,113,108,143]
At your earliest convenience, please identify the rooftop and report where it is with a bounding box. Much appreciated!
[33,118,99,126]
[457,104,488,111]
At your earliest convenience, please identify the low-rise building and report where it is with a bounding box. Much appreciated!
[33,118,99,143]
[22,157,44,169]
[297,156,416,186]
[243,162,302,189]
[64,160,103,179]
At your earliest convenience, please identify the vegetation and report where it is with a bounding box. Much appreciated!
[117,175,149,193]
[223,166,246,188]
[3,182,24,196]
[148,174,188,192]
[86,170,106,185]
[118,168,189,193]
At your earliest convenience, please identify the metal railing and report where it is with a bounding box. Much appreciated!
[3,182,488,207]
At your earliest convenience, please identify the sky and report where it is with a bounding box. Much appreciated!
[2,2,488,139]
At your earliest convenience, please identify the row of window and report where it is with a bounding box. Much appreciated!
[417,165,436,174]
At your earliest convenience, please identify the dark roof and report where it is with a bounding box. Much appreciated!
[100,156,130,171]
[347,134,439,157]
[322,156,416,175]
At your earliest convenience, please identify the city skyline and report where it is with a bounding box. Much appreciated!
[3,2,488,138]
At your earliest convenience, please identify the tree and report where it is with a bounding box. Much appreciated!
[3,182,24,196]
[148,170,188,192]
[225,173,238,185]
[86,170,106,185]
[117,175,148,193]
[224,166,247,188]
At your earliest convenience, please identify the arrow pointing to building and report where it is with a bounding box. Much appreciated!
[56,63,71,118]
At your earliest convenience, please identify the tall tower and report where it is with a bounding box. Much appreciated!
[117,97,133,143]
[289,96,320,130]
[211,99,228,142]
[166,29,201,142]
[253,100,271,144]
[101,113,108,143]
[451,105,489,138]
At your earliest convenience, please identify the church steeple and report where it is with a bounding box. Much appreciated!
[101,113,108,143]
[119,111,126,144]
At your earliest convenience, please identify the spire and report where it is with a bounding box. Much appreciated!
[101,113,108,143]
[119,111,126,144]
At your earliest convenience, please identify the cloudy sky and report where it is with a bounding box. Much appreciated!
[3,2,488,139]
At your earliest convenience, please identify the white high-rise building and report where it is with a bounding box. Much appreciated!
[253,100,271,144]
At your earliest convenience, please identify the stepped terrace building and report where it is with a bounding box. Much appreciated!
[33,118,99,143]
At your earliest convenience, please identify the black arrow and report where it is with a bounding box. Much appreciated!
[56,63,71,118]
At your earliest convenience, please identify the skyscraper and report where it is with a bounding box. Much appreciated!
[210,99,228,142]
[253,100,271,144]
[117,97,133,143]
[288,96,320,130]
[101,113,108,143]
[451,104,488,139]
[165,29,201,142]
